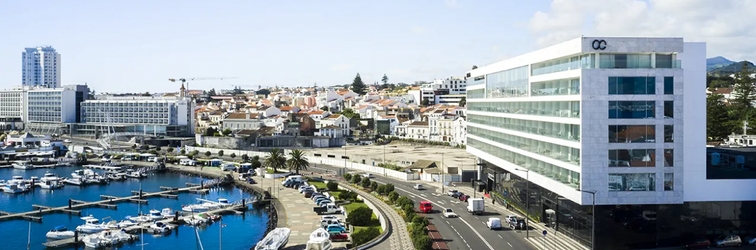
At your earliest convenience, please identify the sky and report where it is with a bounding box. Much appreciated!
[1,0,754,93]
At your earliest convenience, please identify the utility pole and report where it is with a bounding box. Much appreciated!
[441,153,444,194]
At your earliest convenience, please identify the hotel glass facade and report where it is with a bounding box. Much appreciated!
[77,97,194,137]
[467,37,705,249]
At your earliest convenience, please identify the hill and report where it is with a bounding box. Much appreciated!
[707,56,734,71]
[709,61,756,75]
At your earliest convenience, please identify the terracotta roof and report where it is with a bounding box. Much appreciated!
[409,121,428,126]
[398,118,410,124]
[711,88,732,94]
[325,114,342,119]
[225,113,259,119]
[309,110,325,115]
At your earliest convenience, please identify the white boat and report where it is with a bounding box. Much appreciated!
[71,170,86,179]
[76,218,108,233]
[148,221,171,234]
[254,227,291,250]
[46,225,75,240]
[125,169,147,178]
[148,209,163,220]
[160,208,175,218]
[107,173,126,181]
[306,228,332,250]
[182,203,210,212]
[82,233,109,248]
[62,177,85,186]
[12,161,34,170]
[8,176,25,185]
[182,217,205,226]
[125,214,152,223]
[117,220,138,228]
[41,172,63,182]
[1,183,30,194]
[38,180,64,189]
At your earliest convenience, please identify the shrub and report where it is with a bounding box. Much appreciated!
[370,181,378,190]
[388,191,399,203]
[204,151,212,157]
[396,196,414,208]
[218,150,224,157]
[413,216,429,229]
[376,185,386,195]
[338,191,351,201]
[343,173,352,182]
[384,183,395,193]
[346,207,374,226]
[405,209,417,222]
[360,177,371,188]
[410,222,428,238]
[351,226,380,246]
[348,192,359,201]
[327,181,339,191]
[352,175,362,184]
[402,204,414,215]
[412,235,433,250]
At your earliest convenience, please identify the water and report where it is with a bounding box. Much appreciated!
[0,166,268,250]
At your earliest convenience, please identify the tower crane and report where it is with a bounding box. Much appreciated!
[168,77,239,97]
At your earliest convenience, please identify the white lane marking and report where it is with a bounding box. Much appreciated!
[449,225,472,249]
[396,186,495,250]
[508,242,513,247]
[498,235,503,239]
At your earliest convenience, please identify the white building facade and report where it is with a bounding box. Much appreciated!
[75,96,195,137]
[0,89,25,130]
[22,46,61,88]
[25,85,88,134]
[466,37,706,248]
[420,77,467,105]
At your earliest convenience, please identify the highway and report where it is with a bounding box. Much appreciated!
[308,164,536,250]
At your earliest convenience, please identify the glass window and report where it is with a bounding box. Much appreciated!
[467,89,484,99]
[608,101,655,119]
[657,54,673,68]
[664,125,674,142]
[664,101,673,119]
[664,173,673,191]
[608,77,655,95]
[469,126,580,165]
[600,54,652,69]
[485,66,529,98]
[468,101,580,118]
[468,114,581,141]
[608,173,655,191]
[531,54,594,76]
[609,149,656,167]
[664,149,673,167]
[664,77,673,95]
[531,78,580,96]
[608,125,655,143]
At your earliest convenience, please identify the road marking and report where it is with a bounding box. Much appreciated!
[508,242,513,247]
[420,193,428,197]
[498,235,503,239]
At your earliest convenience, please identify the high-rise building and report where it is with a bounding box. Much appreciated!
[467,37,709,249]
[22,46,61,88]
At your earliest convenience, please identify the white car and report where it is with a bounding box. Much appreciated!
[443,208,457,218]
[362,173,373,178]
[413,184,424,190]
[63,139,72,143]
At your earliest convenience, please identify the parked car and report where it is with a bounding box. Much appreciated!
[451,192,463,198]
[362,173,373,178]
[304,190,315,198]
[459,194,471,202]
[443,208,457,218]
[63,139,72,143]
[715,234,742,247]
[321,215,339,221]
[221,164,237,171]
[744,234,756,245]
[330,233,349,242]
[683,238,711,249]
[300,186,314,194]
[447,190,458,196]
[326,224,347,234]
[505,214,518,224]
[413,184,424,190]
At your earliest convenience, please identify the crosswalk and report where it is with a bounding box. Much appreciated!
[525,235,590,250]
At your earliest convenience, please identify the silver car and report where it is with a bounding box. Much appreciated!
[715,234,742,247]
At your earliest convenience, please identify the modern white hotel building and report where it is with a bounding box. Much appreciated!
[73,95,195,137]
[466,37,723,249]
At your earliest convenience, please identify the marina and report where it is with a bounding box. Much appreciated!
[0,165,270,250]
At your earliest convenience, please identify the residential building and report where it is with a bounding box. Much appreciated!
[420,77,467,105]
[451,116,466,146]
[222,112,263,131]
[318,114,350,136]
[74,94,194,137]
[406,121,429,140]
[466,37,706,249]
[314,125,344,138]
[22,46,61,88]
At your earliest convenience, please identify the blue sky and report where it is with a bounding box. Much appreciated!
[2,1,753,93]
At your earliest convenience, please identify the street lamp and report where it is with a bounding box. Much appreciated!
[382,144,386,177]
[577,189,597,250]
[514,168,529,238]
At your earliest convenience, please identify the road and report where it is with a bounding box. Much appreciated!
[308,164,536,250]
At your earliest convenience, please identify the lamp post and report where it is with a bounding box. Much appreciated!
[515,168,529,238]
[383,143,386,176]
[441,153,445,194]
[578,189,597,250]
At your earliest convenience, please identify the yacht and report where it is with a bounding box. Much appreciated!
[182,202,211,212]
[8,176,25,185]
[160,208,175,219]
[1,183,30,194]
[148,221,172,234]
[12,161,33,170]
[106,172,127,181]
[38,180,64,189]
[125,214,152,223]
[254,227,291,250]
[148,209,163,220]
[71,169,86,179]
[306,228,332,250]
[62,177,85,186]
[46,225,76,240]
[76,218,108,233]
[40,172,63,182]
[195,198,233,210]
[117,219,138,228]
[125,169,147,178]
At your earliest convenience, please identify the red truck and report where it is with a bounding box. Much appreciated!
[419,201,433,213]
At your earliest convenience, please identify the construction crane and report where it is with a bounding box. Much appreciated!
[168,77,239,97]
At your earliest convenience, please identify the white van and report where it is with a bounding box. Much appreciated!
[147,157,157,162]
[179,158,196,166]
[281,175,304,184]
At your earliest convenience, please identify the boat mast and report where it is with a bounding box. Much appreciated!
[26,221,31,250]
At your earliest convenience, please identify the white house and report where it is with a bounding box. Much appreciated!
[315,125,344,138]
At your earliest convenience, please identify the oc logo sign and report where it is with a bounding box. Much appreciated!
[592,39,607,50]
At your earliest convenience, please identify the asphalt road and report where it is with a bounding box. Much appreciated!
[308,164,536,250]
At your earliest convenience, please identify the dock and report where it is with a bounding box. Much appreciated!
[82,164,123,170]
[0,176,231,223]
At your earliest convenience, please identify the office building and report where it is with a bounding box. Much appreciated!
[22,46,61,88]
[0,89,25,130]
[467,37,713,249]
[73,95,195,137]
[411,77,467,105]
[25,85,88,134]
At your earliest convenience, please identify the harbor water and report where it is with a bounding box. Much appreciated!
[0,166,269,250]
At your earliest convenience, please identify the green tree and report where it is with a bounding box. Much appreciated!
[346,207,374,226]
[251,155,262,169]
[351,73,367,95]
[412,235,433,250]
[351,227,380,246]
[370,181,378,190]
[343,173,352,182]
[222,128,232,136]
[731,63,756,115]
[361,177,371,188]
[421,98,430,106]
[286,149,309,174]
[204,151,212,157]
[381,74,389,85]
[458,96,466,107]
[388,191,399,203]
[167,147,174,153]
[352,175,362,184]
[229,152,236,160]
[264,148,286,172]
[241,154,249,162]
[340,108,358,119]
[204,127,217,136]
[326,181,339,191]
[218,150,224,157]
[179,149,186,155]
[707,93,734,141]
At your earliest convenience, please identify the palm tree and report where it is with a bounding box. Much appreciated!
[286,149,309,174]
[264,148,286,173]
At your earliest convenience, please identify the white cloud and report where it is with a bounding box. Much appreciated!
[529,0,756,60]
[331,64,352,71]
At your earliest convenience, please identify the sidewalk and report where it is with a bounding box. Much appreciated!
[439,183,590,250]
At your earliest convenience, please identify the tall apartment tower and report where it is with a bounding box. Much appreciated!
[22,46,61,88]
